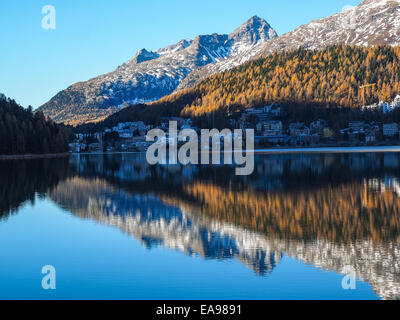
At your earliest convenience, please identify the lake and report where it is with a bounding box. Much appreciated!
[0,152,399,300]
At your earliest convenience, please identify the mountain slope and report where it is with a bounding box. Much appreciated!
[259,0,400,55]
[179,0,400,90]
[78,45,400,132]
[179,45,400,118]
[38,16,277,125]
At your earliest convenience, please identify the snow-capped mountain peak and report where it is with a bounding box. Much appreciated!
[130,49,160,64]
[228,16,278,55]
[38,17,277,125]
[230,15,278,42]
[177,0,400,91]
[257,0,400,56]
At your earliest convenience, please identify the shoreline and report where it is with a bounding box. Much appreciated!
[3,146,400,160]
[253,145,400,154]
[0,153,70,161]
[72,145,400,156]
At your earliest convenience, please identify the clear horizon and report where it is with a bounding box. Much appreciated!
[0,0,360,108]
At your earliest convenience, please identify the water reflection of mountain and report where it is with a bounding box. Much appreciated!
[65,153,400,299]
[70,153,400,243]
[50,177,281,276]
[49,176,400,300]
[2,153,400,299]
[69,153,400,193]
[268,239,400,301]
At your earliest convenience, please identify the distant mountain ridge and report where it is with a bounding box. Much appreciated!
[178,0,400,90]
[38,16,277,125]
[40,0,400,125]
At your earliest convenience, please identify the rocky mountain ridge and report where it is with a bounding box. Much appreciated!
[38,16,277,125]
[178,0,400,90]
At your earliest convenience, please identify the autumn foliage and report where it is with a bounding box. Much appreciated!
[155,45,400,118]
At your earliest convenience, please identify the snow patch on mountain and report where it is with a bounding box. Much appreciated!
[178,0,400,91]
[38,16,277,125]
[258,0,400,55]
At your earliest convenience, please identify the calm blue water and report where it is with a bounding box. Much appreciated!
[0,153,399,300]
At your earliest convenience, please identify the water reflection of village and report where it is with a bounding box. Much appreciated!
[52,153,400,300]
[1,153,399,299]
[367,176,400,197]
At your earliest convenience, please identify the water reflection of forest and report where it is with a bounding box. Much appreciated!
[2,153,400,243]
[67,153,400,243]
[1,153,400,299]
[0,157,70,218]
[49,175,400,300]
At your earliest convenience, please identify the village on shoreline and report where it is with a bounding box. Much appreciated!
[69,98,400,154]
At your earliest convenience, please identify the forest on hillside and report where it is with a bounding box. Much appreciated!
[0,95,71,155]
[76,45,400,131]
[179,45,400,116]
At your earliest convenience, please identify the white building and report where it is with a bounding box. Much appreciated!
[380,95,400,114]
[383,123,399,137]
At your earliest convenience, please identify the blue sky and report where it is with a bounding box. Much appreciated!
[0,0,361,108]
